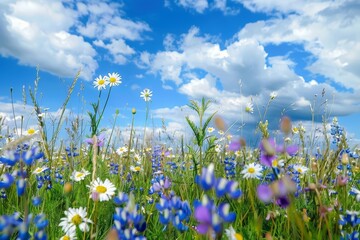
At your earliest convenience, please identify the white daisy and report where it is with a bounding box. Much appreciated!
[207,127,215,133]
[60,227,77,240]
[116,146,127,156]
[215,144,222,153]
[93,75,109,91]
[241,163,263,179]
[270,91,278,100]
[25,127,39,136]
[71,169,90,182]
[88,178,116,202]
[107,72,121,87]
[59,207,92,233]
[293,164,309,174]
[33,166,48,175]
[140,88,152,102]
[130,165,143,172]
[225,226,243,240]
[245,102,254,114]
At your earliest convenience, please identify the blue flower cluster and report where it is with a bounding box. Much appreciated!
[0,145,44,166]
[194,195,236,235]
[224,156,236,179]
[156,192,192,232]
[0,212,48,240]
[113,192,146,240]
[196,163,242,199]
[331,118,345,145]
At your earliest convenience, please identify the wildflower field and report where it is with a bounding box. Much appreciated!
[0,72,359,240]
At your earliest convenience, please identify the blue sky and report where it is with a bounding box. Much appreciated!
[0,0,359,148]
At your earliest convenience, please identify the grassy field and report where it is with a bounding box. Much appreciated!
[0,72,359,240]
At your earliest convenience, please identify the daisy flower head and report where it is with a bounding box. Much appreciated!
[270,91,278,100]
[59,207,92,233]
[33,166,48,175]
[26,127,39,136]
[207,127,215,133]
[140,88,152,102]
[225,226,243,240]
[88,178,116,202]
[107,72,121,87]
[130,165,143,172]
[71,169,90,182]
[93,75,109,90]
[245,102,254,114]
[293,164,309,174]
[241,162,263,179]
[116,146,127,156]
[60,227,77,240]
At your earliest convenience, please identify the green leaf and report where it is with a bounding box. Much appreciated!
[186,116,201,146]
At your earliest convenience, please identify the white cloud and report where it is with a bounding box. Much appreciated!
[142,23,360,139]
[237,0,360,91]
[178,74,219,98]
[177,0,209,13]
[0,0,150,80]
[93,39,135,64]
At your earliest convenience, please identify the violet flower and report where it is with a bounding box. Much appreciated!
[85,133,105,147]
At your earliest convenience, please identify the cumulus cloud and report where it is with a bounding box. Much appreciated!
[140,8,360,144]
[237,0,360,91]
[176,0,209,13]
[0,0,150,80]
[167,0,241,15]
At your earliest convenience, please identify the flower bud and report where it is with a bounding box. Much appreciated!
[341,153,349,165]
[64,182,72,193]
[132,108,136,114]
[280,116,292,135]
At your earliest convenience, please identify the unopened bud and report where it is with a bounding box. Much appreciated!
[64,182,72,193]
[106,228,119,240]
[132,108,136,114]
[341,153,349,165]
[311,162,318,172]
[280,116,292,135]
[308,183,317,190]
[91,191,100,202]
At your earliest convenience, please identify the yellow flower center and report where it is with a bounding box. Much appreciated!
[134,166,141,171]
[109,77,116,83]
[76,172,84,178]
[96,185,107,193]
[297,168,302,173]
[71,214,82,225]
[98,79,105,85]
[235,233,243,240]
[248,167,255,173]
[272,160,278,167]
[35,168,42,173]
[63,236,70,240]
[27,128,35,135]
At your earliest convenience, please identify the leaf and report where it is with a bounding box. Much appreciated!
[186,116,201,146]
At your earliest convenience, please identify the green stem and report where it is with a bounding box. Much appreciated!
[94,87,112,135]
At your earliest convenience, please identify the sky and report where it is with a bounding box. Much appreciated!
[0,0,359,148]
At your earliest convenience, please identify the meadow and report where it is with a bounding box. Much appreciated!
[0,71,359,240]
